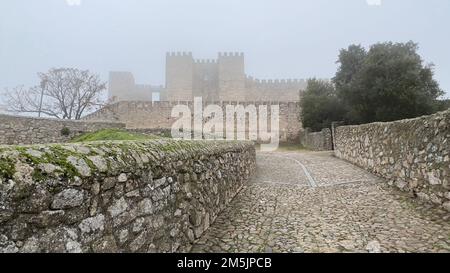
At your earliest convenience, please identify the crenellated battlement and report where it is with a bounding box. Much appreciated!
[218,52,244,57]
[246,76,307,89]
[166,51,193,57]
[194,59,218,64]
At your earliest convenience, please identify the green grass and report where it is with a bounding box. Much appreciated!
[276,143,306,152]
[70,129,160,142]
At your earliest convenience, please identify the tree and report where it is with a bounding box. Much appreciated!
[332,45,367,123]
[333,44,367,90]
[434,99,450,112]
[3,68,107,120]
[300,78,345,132]
[333,41,444,124]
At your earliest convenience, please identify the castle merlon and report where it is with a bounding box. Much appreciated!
[245,77,307,88]
[218,52,244,57]
[166,52,193,57]
[194,59,217,64]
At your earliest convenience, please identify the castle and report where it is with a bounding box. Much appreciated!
[109,52,307,103]
[84,52,307,143]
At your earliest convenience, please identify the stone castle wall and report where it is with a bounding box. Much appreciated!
[334,110,450,212]
[193,59,220,101]
[109,72,164,102]
[83,101,303,143]
[110,52,307,103]
[245,77,306,102]
[300,128,333,151]
[165,52,195,101]
[0,140,256,253]
[0,114,125,145]
[217,52,246,101]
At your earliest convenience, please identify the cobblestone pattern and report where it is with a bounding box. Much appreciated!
[282,152,381,187]
[191,152,450,253]
[334,109,450,212]
[0,114,125,145]
[0,140,256,253]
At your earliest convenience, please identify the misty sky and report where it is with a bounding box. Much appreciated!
[0,0,449,98]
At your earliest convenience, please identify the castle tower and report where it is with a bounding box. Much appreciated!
[193,59,219,102]
[218,52,246,101]
[165,52,194,101]
[108,71,136,102]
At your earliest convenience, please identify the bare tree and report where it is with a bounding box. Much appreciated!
[3,68,107,120]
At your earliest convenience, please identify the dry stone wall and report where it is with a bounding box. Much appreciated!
[0,139,256,253]
[0,114,125,145]
[300,128,333,151]
[334,110,450,211]
[83,101,303,143]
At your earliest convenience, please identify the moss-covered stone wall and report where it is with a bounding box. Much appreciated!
[0,139,256,253]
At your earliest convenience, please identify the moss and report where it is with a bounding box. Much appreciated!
[274,143,305,152]
[44,145,82,178]
[0,139,252,182]
[70,129,159,142]
[31,169,47,182]
[0,158,15,180]
[160,131,172,138]
[15,147,43,166]
[60,127,71,137]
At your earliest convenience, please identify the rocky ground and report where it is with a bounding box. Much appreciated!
[191,151,450,253]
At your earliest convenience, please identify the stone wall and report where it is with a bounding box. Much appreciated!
[300,128,333,151]
[334,110,450,211]
[244,77,306,102]
[0,114,125,145]
[166,52,195,101]
[83,101,303,143]
[108,72,164,103]
[109,52,308,103]
[193,60,220,101]
[217,52,247,101]
[0,139,256,253]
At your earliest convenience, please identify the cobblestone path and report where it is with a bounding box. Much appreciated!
[191,151,450,253]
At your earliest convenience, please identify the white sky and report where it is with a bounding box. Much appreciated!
[0,0,449,98]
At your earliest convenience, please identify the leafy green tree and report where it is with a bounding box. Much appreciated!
[434,99,450,112]
[334,41,443,124]
[300,78,345,132]
[333,44,367,90]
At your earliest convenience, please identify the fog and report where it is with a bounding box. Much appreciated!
[1,0,449,97]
